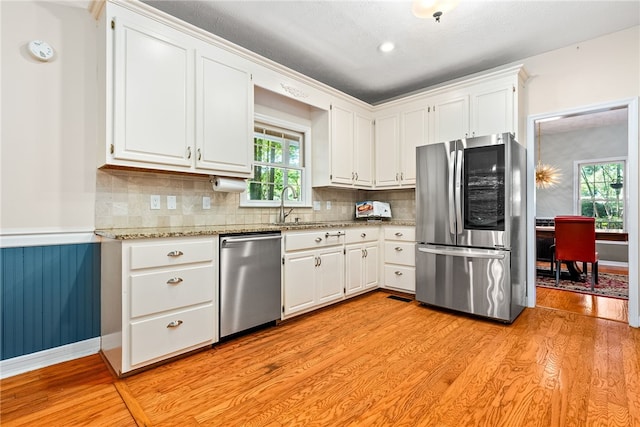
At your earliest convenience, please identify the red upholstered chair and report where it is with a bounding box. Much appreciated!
[554,216,599,290]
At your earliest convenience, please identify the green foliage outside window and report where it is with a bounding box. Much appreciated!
[248,125,303,202]
[578,161,625,230]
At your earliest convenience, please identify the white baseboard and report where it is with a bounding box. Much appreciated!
[0,338,100,379]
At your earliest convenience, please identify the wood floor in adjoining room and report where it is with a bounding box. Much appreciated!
[2,290,640,426]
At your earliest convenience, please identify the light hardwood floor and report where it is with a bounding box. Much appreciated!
[2,290,639,426]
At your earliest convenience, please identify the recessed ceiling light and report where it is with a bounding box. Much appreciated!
[378,42,395,53]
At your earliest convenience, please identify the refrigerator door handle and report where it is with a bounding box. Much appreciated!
[418,246,506,260]
[448,151,456,234]
[455,149,463,235]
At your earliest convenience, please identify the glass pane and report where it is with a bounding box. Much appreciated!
[248,165,283,201]
[463,145,505,231]
[288,140,301,167]
[254,136,283,164]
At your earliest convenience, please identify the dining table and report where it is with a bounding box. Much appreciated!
[535,226,628,280]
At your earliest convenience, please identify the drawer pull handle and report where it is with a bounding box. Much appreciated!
[395,232,403,237]
[395,247,403,252]
[167,320,183,328]
[166,277,183,285]
[395,271,403,276]
[325,231,345,238]
[315,237,323,243]
[361,233,366,238]
[167,250,184,257]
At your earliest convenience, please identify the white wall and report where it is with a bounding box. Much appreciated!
[523,26,639,119]
[1,1,97,234]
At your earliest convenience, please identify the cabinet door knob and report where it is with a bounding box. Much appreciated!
[355,172,359,180]
[364,249,368,257]
[167,320,183,328]
[395,271,403,276]
[166,277,183,285]
[197,148,202,161]
[361,233,366,238]
[167,250,184,257]
[186,147,192,159]
[315,237,323,243]
[395,232,403,237]
[395,247,403,252]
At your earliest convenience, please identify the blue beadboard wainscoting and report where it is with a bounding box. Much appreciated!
[1,240,101,370]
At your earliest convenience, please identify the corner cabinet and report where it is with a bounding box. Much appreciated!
[100,236,217,376]
[99,2,253,178]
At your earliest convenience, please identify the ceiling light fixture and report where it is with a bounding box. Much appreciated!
[378,42,395,53]
[412,0,459,22]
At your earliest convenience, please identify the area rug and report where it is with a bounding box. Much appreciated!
[536,272,628,299]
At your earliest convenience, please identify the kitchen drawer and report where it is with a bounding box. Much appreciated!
[130,239,215,270]
[384,265,415,292]
[384,227,415,242]
[129,265,214,318]
[130,304,214,367]
[384,241,416,266]
[345,227,380,244]
[285,230,345,252]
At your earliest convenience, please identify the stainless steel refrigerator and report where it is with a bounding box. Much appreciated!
[415,133,526,323]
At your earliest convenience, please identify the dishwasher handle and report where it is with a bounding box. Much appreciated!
[221,234,281,246]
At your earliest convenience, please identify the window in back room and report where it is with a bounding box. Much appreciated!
[576,158,626,230]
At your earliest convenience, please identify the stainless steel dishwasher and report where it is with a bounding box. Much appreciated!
[219,232,282,338]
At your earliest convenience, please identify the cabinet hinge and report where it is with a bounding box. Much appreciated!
[428,106,431,113]
[433,106,436,112]
[330,174,333,180]
[343,248,346,255]
[111,19,115,30]
[109,143,114,154]
[513,85,516,93]
[250,74,253,81]
[282,305,285,313]
[282,256,285,265]
[344,288,346,294]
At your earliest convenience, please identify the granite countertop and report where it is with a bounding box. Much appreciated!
[95,220,416,240]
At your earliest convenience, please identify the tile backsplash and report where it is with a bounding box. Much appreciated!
[95,169,416,229]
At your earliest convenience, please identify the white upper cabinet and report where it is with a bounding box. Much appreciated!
[111,14,194,168]
[469,80,516,139]
[374,114,400,188]
[430,93,470,144]
[399,106,428,186]
[330,104,355,185]
[100,2,254,178]
[313,100,374,188]
[354,113,374,186]
[195,45,253,175]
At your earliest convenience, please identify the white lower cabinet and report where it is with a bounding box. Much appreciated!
[101,236,217,376]
[283,230,345,318]
[345,227,380,296]
[382,226,416,293]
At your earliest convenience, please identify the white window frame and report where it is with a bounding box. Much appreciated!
[240,113,312,207]
[573,156,627,230]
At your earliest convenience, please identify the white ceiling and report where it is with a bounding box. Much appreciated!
[142,0,640,105]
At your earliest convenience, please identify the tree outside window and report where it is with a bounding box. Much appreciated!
[248,124,303,203]
[577,160,625,230]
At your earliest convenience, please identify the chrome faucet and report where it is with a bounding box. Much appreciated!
[279,185,298,223]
